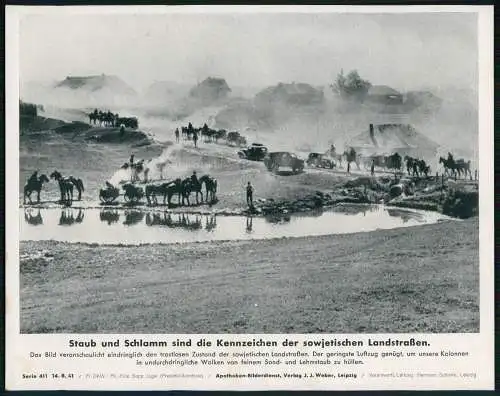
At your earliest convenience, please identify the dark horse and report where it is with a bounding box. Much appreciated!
[50,171,74,203]
[199,175,218,203]
[439,156,456,177]
[145,179,181,206]
[24,174,50,204]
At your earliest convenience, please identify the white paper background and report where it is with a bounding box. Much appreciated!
[5,5,495,391]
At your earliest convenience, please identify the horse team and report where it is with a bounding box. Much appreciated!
[177,122,247,147]
[23,170,85,205]
[116,173,218,207]
[332,147,471,180]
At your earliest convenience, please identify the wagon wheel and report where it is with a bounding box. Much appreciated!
[103,195,117,204]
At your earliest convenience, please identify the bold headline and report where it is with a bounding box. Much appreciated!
[68,337,430,348]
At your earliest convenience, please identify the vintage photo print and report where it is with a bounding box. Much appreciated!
[5,4,494,391]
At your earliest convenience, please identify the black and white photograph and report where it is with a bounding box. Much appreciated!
[17,9,481,334]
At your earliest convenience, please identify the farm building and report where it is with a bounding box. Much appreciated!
[346,123,440,160]
[365,85,404,105]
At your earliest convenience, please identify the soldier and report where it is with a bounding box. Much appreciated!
[191,171,199,186]
[27,170,39,185]
[246,181,254,208]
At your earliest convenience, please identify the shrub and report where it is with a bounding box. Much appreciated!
[20,101,38,118]
[442,190,478,219]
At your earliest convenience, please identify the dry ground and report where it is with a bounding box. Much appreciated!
[20,217,478,334]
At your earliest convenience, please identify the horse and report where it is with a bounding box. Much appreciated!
[67,176,84,200]
[214,129,227,143]
[188,176,205,204]
[404,155,417,176]
[226,131,241,146]
[24,174,50,204]
[50,171,75,203]
[199,175,218,203]
[455,159,472,179]
[180,178,194,206]
[385,152,402,174]
[179,178,199,206]
[88,112,98,126]
[343,148,361,171]
[145,181,177,206]
[417,159,431,178]
[237,136,247,147]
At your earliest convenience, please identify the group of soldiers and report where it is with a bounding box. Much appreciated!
[174,122,199,147]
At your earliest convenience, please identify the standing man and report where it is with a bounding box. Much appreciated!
[347,161,351,174]
[175,128,180,143]
[371,160,375,176]
[246,181,254,208]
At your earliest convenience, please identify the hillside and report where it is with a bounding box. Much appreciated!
[55,74,136,95]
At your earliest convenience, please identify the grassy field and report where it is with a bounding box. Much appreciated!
[20,217,478,334]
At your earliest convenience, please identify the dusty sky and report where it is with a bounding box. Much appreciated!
[20,11,477,91]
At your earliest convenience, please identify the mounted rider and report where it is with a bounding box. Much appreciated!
[191,171,199,186]
[328,144,336,157]
[28,170,39,184]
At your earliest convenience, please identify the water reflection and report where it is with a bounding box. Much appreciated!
[265,213,291,224]
[145,213,203,231]
[123,210,145,226]
[387,208,423,224]
[59,209,84,226]
[205,215,217,232]
[332,204,378,216]
[100,209,120,225]
[21,205,447,245]
[24,208,43,226]
[246,216,253,233]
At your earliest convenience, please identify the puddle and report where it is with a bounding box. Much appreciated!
[21,204,451,245]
